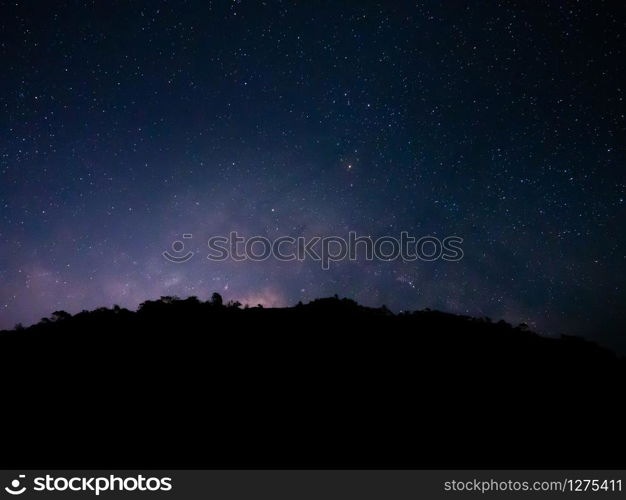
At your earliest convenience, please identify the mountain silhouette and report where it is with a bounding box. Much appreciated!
[1,294,624,468]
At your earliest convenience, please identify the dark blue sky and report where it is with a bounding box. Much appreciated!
[1,1,624,351]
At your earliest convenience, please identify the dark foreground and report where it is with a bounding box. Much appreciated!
[1,295,624,468]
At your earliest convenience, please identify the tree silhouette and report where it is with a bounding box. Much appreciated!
[0,293,624,469]
[210,292,223,307]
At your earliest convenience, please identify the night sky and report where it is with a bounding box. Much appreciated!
[1,1,625,351]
